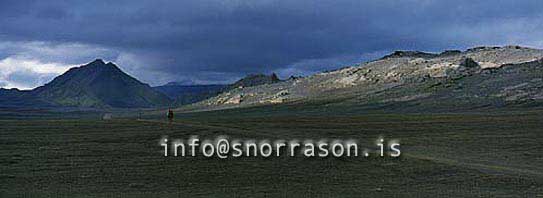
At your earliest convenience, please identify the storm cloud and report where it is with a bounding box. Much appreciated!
[1,0,542,89]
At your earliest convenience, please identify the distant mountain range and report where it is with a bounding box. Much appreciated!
[185,46,543,112]
[3,45,543,112]
[153,73,282,106]
[0,59,283,109]
[0,88,52,108]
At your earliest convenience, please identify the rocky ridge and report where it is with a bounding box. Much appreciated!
[186,46,543,111]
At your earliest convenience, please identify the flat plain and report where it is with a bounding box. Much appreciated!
[1,107,543,197]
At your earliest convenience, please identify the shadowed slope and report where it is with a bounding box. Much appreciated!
[32,59,172,108]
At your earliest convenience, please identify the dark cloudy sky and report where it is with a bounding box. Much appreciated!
[1,0,542,89]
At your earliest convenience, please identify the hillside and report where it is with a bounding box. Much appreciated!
[153,73,281,106]
[185,46,543,112]
[153,84,227,106]
[230,73,281,89]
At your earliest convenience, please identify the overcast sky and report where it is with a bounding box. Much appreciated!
[1,0,542,89]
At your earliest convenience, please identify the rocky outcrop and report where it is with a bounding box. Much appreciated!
[380,51,438,59]
[230,73,281,89]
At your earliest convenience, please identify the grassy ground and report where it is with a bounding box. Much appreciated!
[1,109,543,197]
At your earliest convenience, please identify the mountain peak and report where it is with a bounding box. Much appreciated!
[76,59,123,75]
[85,59,122,70]
[90,59,106,65]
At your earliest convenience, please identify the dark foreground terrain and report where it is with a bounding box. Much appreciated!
[1,108,543,197]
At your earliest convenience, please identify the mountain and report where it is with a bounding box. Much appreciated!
[153,84,227,106]
[31,59,171,108]
[0,60,284,109]
[186,46,543,112]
